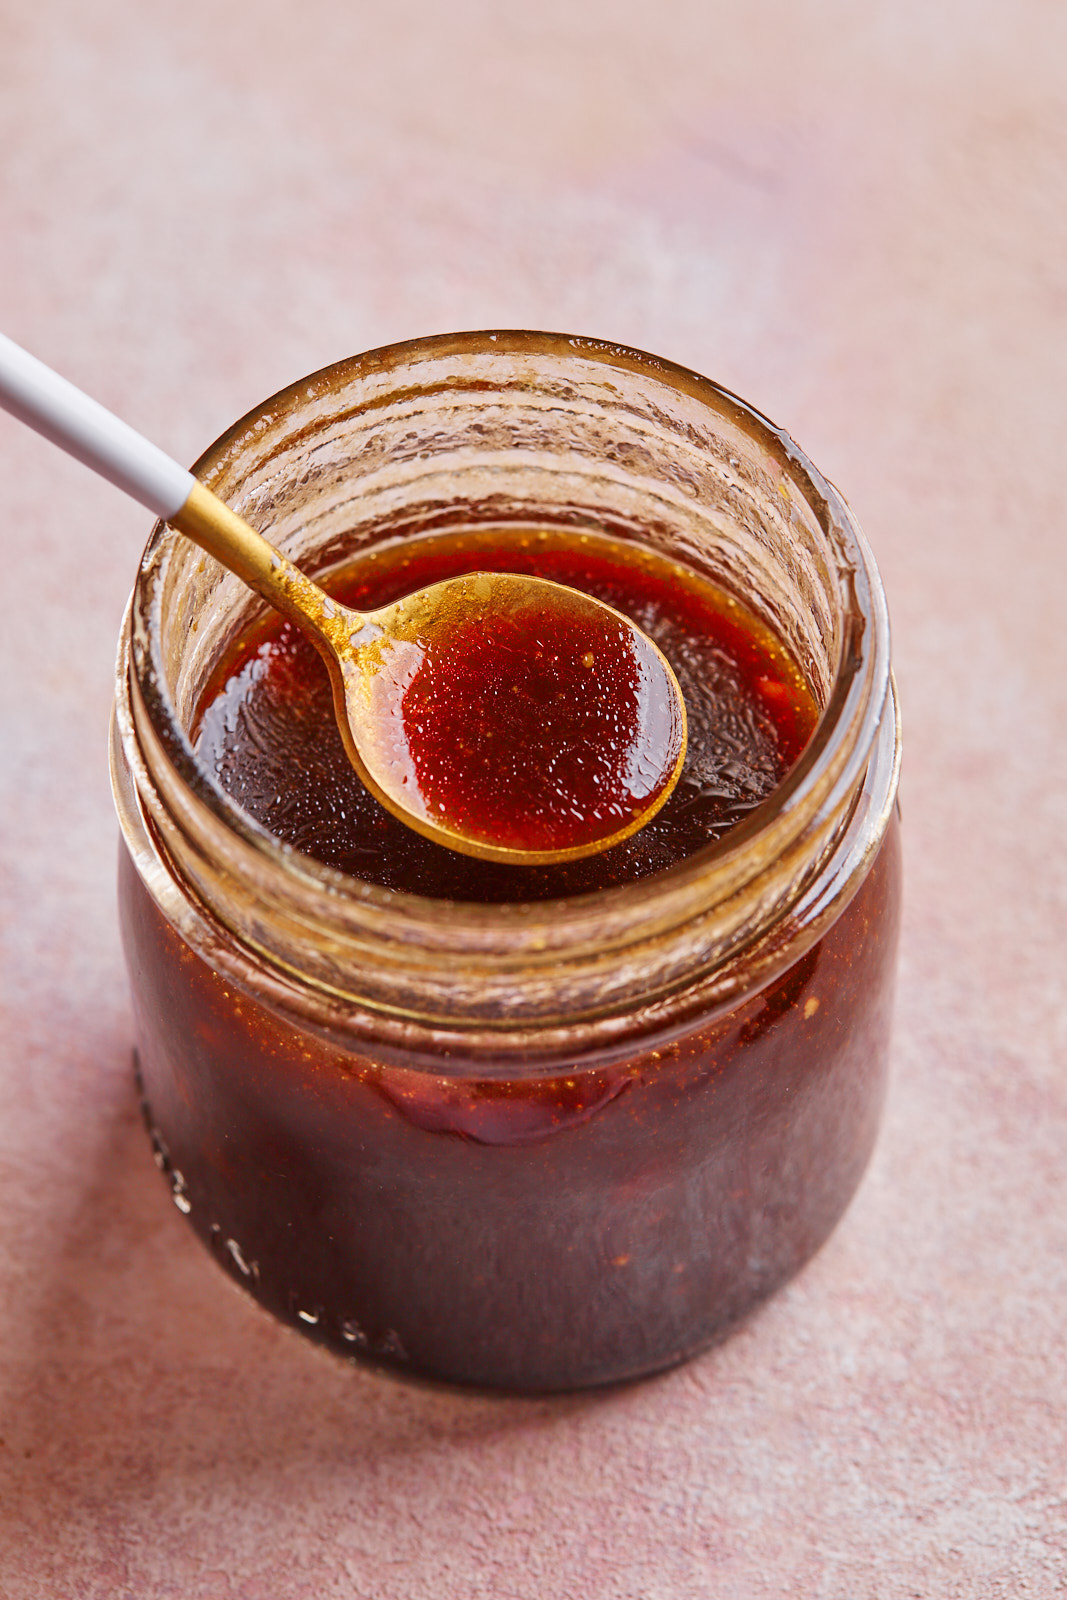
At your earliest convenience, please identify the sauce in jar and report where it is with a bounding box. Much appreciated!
[114,331,901,1393]
[120,820,899,1389]
[120,522,898,1392]
[195,526,817,899]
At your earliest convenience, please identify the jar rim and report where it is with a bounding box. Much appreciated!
[118,330,893,1029]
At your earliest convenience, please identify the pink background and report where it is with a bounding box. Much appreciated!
[2,2,1065,1594]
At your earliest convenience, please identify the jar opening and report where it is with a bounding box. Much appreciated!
[114,330,893,1039]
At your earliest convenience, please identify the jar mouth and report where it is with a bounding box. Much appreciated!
[117,330,892,1030]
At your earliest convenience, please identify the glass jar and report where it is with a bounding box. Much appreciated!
[111,331,901,1393]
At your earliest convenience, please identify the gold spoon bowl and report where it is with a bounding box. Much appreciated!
[0,331,687,863]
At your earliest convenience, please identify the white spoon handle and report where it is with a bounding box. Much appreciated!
[0,329,356,655]
[0,330,195,518]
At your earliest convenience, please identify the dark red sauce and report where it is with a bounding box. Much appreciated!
[121,824,900,1390]
[378,578,682,854]
[196,526,816,899]
[120,521,900,1392]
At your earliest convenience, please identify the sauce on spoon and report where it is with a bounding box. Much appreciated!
[174,487,688,864]
[345,570,686,860]
[0,333,687,863]
[196,524,815,900]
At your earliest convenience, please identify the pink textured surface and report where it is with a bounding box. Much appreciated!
[2,2,1065,1594]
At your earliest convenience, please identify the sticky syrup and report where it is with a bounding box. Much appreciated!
[196,526,817,898]
[364,577,683,855]
[123,521,900,1390]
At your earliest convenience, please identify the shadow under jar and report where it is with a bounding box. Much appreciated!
[112,331,901,1393]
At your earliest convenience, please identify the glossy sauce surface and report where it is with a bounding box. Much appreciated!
[196,526,817,899]
[365,576,683,855]
[125,522,900,1393]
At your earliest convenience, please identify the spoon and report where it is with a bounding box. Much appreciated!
[0,332,687,864]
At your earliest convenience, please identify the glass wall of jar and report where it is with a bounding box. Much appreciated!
[111,332,901,1392]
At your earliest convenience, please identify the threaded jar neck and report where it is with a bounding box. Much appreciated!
[113,331,896,1065]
